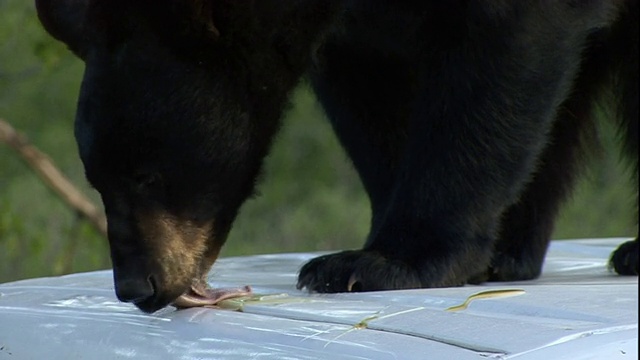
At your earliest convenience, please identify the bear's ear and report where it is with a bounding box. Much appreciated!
[188,0,220,39]
[35,0,89,49]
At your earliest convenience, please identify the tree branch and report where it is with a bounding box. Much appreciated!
[0,118,107,236]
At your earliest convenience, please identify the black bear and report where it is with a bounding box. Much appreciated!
[36,0,638,313]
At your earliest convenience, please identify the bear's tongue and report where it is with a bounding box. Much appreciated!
[172,284,252,308]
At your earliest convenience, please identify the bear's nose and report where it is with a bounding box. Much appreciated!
[114,275,155,304]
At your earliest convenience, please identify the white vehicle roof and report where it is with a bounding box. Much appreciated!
[0,238,637,359]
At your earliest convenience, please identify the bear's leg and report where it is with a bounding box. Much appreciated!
[299,4,619,293]
[609,1,639,276]
[299,39,421,292]
[493,3,638,280]
[478,83,597,282]
[301,47,572,292]
[309,42,416,237]
[488,3,639,280]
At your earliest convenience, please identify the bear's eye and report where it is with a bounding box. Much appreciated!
[133,172,162,192]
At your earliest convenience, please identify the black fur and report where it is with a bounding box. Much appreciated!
[36,0,638,312]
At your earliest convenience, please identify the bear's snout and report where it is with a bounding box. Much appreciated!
[114,274,155,304]
[111,263,189,313]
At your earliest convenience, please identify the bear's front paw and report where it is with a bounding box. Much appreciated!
[610,239,638,275]
[296,250,422,292]
[297,250,468,293]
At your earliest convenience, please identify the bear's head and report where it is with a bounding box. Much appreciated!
[36,0,337,312]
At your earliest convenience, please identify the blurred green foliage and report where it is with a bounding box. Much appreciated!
[0,1,635,282]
